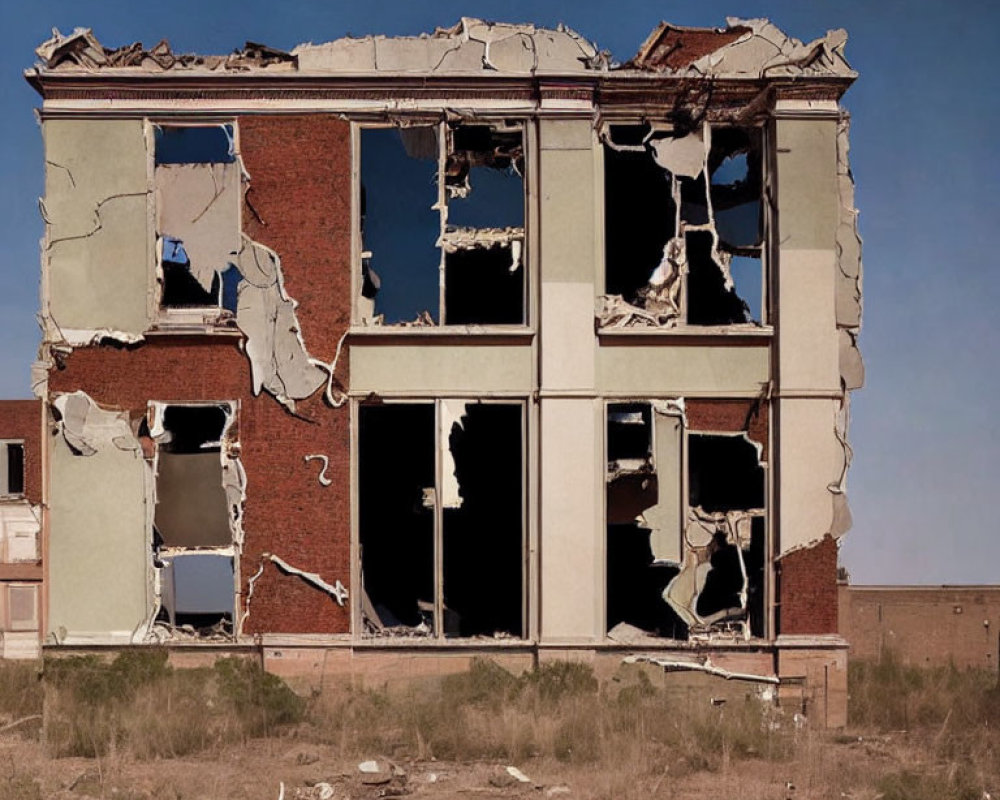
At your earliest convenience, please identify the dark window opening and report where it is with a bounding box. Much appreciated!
[155,125,235,165]
[607,403,653,464]
[695,530,744,618]
[686,231,749,326]
[359,404,436,631]
[361,123,526,327]
[4,443,24,495]
[745,517,766,637]
[601,123,765,328]
[688,433,765,512]
[603,135,675,300]
[359,402,524,638]
[443,247,524,325]
[442,404,523,638]
[446,125,524,229]
[607,523,686,638]
[708,127,763,250]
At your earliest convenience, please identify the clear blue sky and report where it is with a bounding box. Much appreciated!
[2,0,997,584]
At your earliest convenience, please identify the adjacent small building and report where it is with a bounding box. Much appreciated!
[0,400,43,658]
[23,17,863,725]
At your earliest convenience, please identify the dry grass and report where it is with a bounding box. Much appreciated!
[306,658,795,776]
[43,651,303,758]
[0,651,992,798]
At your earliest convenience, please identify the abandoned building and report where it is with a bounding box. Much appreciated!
[22,17,862,725]
[0,401,42,658]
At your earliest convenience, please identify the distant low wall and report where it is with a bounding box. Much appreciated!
[839,584,1000,670]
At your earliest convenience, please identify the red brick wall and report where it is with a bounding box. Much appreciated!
[778,535,838,634]
[840,585,1000,669]
[0,399,42,504]
[48,114,355,635]
[686,398,768,461]
[237,114,353,634]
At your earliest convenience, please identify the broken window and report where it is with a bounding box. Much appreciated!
[154,123,242,323]
[0,441,24,497]
[606,401,766,641]
[148,403,241,637]
[359,122,526,327]
[599,123,765,329]
[359,400,524,638]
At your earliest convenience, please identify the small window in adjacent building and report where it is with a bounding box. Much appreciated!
[0,442,24,497]
[7,585,38,632]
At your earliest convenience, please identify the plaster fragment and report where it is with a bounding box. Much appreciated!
[268,554,348,606]
[649,127,708,179]
[625,654,778,684]
[52,391,140,456]
[235,236,326,408]
[303,454,332,487]
[155,162,240,292]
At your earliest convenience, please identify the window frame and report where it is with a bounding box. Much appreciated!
[603,399,771,641]
[0,440,25,499]
[149,120,243,329]
[352,119,530,331]
[353,397,529,642]
[597,120,771,333]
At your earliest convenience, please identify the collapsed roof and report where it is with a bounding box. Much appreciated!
[28,17,855,79]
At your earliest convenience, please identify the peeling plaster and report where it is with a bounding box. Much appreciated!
[155,162,240,292]
[663,506,758,637]
[234,235,326,409]
[52,391,140,456]
[624,654,778,684]
[268,554,348,606]
[303,454,332,487]
[836,116,864,391]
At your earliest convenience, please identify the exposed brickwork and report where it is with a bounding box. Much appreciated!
[238,114,353,634]
[839,585,1000,670]
[0,399,42,504]
[48,116,355,636]
[629,24,751,70]
[778,535,838,634]
[685,398,769,462]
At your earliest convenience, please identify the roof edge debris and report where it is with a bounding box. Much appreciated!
[28,17,854,79]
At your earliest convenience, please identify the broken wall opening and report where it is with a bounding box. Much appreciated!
[606,402,686,638]
[606,402,767,641]
[154,123,241,320]
[150,402,239,637]
[359,401,524,638]
[599,123,765,329]
[359,122,525,327]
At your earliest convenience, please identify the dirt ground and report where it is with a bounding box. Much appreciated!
[0,727,931,800]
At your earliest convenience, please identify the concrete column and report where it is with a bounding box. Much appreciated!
[773,115,844,571]
[537,119,603,642]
